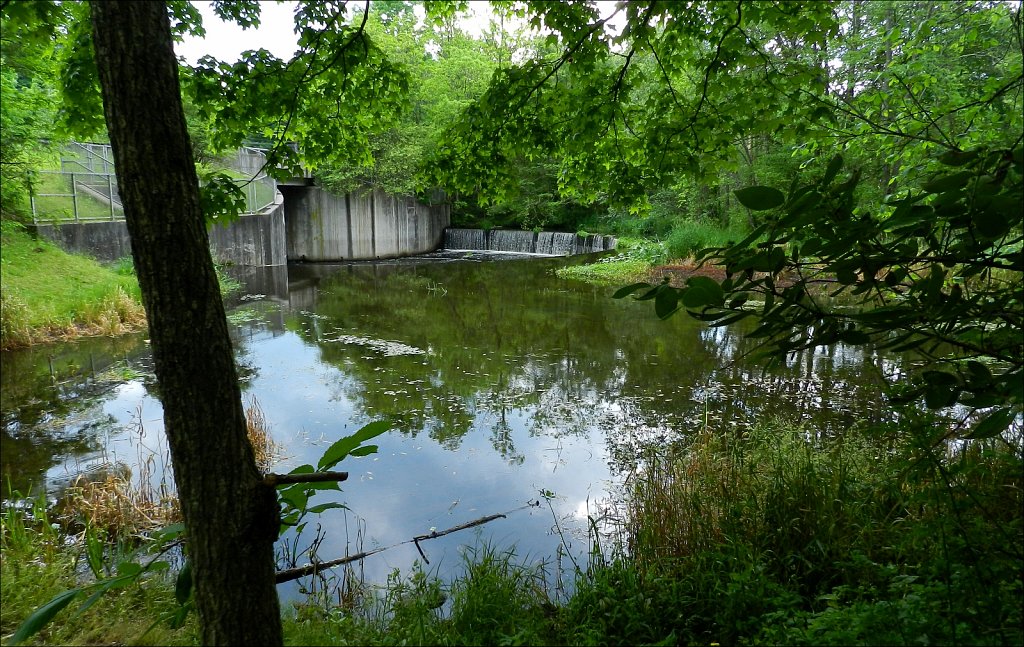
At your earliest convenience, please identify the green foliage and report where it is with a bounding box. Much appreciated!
[184,3,411,181]
[663,218,748,261]
[5,416,1021,646]
[0,4,66,217]
[0,222,145,349]
[9,421,391,644]
[617,415,1023,646]
[276,420,390,535]
[618,147,1023,435]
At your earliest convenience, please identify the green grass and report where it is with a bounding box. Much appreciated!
[555,258,651,285]
[0,220,146,349]
[618,416,1023,645]
[1,493,197,646]
[555,219,751,287]
[27,171,123,223]
[555,237,666,285]
[663,218,748,260]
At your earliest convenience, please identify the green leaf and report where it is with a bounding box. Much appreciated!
[822,155,843,186]
[963,407,1016,439]
[286,464,315,476]
[175,561,192,606]
[922,170,973,194]
[937,149,979,167]
[318,421,391,471]
[682,276,725,309]
[973,208,1008,239]
[10,588,83,645]
[924,382,959,409]
[654,285,679,319]
[307,502,349,514]
[612,282,651,299]
[116,561,143,577]
[734,186,786,211]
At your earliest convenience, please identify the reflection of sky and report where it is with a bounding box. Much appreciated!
[241,329,613,600]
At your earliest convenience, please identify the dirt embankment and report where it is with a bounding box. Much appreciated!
[645,259,801,289]
[644,259,731,287]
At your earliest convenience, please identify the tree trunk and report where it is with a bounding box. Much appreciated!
[88,2,283,644]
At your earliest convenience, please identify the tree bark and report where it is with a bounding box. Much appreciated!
[88,2,283,644]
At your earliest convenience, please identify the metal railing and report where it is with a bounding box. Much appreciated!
[31,142,279,224]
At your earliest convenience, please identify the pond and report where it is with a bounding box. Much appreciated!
[1,251,900,601]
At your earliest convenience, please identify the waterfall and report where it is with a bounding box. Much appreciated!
[442,228,617,256]
[444,228,488,250]
[550,232,576,255]
[488,229,536,253]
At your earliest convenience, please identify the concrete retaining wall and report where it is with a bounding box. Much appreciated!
[31,219,133,263]
[208,202,287,267]
[31,202,287,266]
[282,185,450,262]
[31,184,450,265]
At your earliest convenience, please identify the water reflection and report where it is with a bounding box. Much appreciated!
[1,252,901,597]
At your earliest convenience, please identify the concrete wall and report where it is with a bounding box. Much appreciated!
[208,202,287,267]
[283,185,450,262]
[31,202,287,267]
[32,184,450,265]
[32,219,133,263]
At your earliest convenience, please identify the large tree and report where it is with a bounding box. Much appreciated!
[88,2,282,643]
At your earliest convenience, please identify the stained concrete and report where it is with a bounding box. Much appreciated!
[282,186,450,262]
[31,202,287,266]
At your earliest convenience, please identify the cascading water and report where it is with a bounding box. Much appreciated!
[442,228,617,256]
[488,229,536,253]
[444,228,488,250]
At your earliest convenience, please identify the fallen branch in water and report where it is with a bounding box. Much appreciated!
[275,546,388,583]
[275,500,540,583]
[411,513,507,564]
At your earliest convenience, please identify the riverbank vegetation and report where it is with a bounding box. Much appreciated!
[3,415,1019,645]
[0,221,145,350]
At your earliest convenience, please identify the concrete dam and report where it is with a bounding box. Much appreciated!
[30,143,615,263]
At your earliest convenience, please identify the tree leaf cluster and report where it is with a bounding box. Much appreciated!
[617,146,1023,437]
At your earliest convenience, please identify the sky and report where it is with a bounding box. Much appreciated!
[174,1,497,65]
[174,1,620,65]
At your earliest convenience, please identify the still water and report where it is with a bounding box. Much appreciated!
[1,251,899,598]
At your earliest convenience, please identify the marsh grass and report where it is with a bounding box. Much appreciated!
[1,489,197,646]
[663,218,748,260]
[245,396,281,474]
[54,462,181,541]
[616,416,1023,645]
[51,397,277,546]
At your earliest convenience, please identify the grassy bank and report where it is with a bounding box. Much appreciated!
[4,415,1019,645]
[556,218,748,286]
[1,221,145,350]
[0,220,246,350]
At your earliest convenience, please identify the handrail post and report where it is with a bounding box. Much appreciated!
[108,173,116,220]
[70,172,79,222]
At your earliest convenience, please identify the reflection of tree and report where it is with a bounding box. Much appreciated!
[0,335,145,495]
[489,408,524,466]
[1,316,265,496]
[287,257,904,461]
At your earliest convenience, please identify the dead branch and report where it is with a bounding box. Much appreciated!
[275,502,540,582]
[263,471,348,487]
